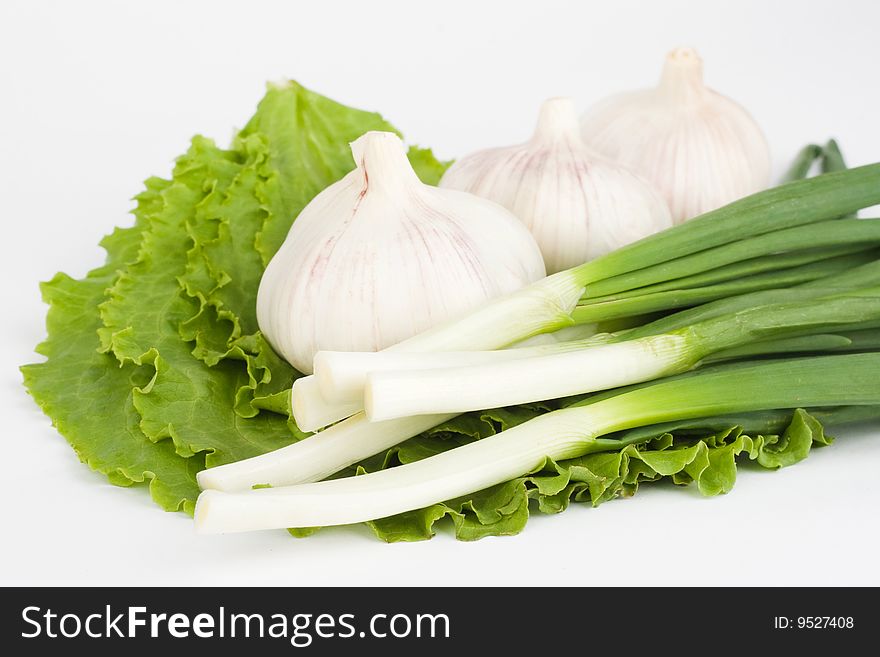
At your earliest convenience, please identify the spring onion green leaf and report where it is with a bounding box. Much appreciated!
[783,144,823,182]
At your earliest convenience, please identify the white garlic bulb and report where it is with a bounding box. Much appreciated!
[439,97,672,274]
[257,131,546,374]
[581,47,772,223]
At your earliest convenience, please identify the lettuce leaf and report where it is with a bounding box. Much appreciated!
[21,181,203,512]
[97,136,297,465]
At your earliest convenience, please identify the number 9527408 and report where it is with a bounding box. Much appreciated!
[797,617,854,629]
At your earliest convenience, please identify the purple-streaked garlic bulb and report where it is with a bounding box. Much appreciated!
[257,131,546,373]
[581,47,772,223]
[441,97,672,273]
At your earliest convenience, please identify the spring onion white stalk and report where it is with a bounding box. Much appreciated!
[508,322,600,347]
[364,336,690,421]
[296,312,602,429]
[194,353,880,533]
[363,291,880,420]
[314,333,615,404]
[290,377,363,433]
[291,170,880,431]
[196,411,454,492]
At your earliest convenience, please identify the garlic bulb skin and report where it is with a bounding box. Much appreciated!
[581,47,772,223]
[257,131,546,374]
[440,98,672,274]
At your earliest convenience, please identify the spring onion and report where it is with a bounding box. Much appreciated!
[363,290,880,421]
[199,258,880,493]
[194,353,880,533]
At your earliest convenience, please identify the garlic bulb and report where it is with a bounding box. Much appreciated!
[440,98,672,274]
[581,47,772,223]
[257,131,546,374]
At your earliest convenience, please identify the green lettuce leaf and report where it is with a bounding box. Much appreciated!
[21,181,203,512]
[96,137,297,465]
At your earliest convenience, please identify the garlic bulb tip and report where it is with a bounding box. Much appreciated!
[581,46,772,223]
[350,131,420,195]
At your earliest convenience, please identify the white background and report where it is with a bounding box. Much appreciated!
[2,0,879,587]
